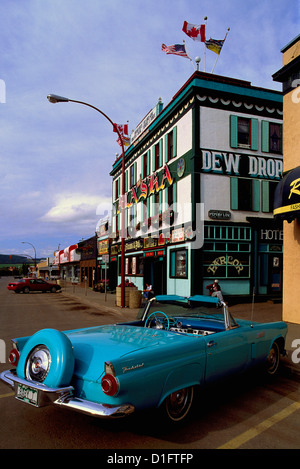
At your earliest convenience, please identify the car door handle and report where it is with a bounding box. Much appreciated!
[207,340,217,348]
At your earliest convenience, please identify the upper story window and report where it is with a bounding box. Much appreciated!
[165,126,177,162]
[262,121,282,154]
[230,115,258,151]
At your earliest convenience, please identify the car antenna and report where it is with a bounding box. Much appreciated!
[250,288,255,328]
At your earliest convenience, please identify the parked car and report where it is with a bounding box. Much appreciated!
[0,295,287,423]
[7,278,61,294]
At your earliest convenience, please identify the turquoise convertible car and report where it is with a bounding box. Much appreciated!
[0,295,287,423]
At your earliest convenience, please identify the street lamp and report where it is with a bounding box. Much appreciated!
[47,94,126,307]
[21,241,36,269]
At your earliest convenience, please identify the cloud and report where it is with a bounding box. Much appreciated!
[40,193,111,225]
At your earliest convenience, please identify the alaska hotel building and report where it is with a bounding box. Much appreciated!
[109,71,283,301]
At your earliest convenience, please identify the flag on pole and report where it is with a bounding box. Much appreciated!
[161,43,191,59]
[205,28,230,55]
[113,123,130,147]
[205,38,225,55]
[182,21,206,42]
[113,123,128,136]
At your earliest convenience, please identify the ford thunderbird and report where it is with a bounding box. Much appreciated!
[0,295,287,423]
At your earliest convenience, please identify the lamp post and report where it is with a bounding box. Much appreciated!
[47,94,126,307]
[21,241,37,269]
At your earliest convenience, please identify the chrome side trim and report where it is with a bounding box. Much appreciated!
[0,369,135,418]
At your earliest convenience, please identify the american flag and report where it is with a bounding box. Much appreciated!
[161,43,191,59]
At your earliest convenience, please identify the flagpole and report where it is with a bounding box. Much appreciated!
[211,27,230,74]
[204,16,207,72]
[183,39,196,70]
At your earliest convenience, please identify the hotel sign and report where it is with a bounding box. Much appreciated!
[131,105,157,144]
[201,149,283,180]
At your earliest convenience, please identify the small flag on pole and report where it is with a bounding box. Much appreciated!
[205,38,224,55]
[182,21,206,42]
[113,123,130,147]
[161,43,191,59]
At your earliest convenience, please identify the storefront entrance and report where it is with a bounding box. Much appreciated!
[143,256,166,296]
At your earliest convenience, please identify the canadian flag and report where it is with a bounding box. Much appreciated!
[113,123,130,147]
[113,123,128,136]
[182,21,206,42]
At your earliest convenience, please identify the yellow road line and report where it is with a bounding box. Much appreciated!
[0,392,14,399]
[218,401,300,449]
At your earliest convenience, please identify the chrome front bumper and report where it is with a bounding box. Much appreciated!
[0,369,135,418]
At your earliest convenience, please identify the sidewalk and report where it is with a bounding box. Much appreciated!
[61,284,141,321]
[60,284,300,359]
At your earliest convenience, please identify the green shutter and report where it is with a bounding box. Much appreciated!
[230,115,238,148]
[251,119,259,151]
[173,182,177,205]
[252,179,260,211]
[152,146,156,171]
[262,180,269,212]
[141,154,144,179]
[159,138,163,167]
[172,126,177,158]
[164,134,168,163]
[147,150,150,176]
[261,121,269,153]
[230,177,238,210]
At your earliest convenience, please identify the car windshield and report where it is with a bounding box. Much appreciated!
[139,295,238,329]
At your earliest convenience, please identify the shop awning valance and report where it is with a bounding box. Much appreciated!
[274,166,300,222]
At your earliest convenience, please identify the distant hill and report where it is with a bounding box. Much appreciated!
[0,254,34,264]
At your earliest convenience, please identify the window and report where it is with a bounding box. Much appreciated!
[262,121,282,154]
[230,177,259,212]
[142,151,150,178]
[152,141,162,171]
[238,118,250,146]
[164,126,177,162]
[121,254,143,276]
[203,225,251,279]
[170,249,188,278]
[230,116,258,150]
[114,178,119,201]
[129,163,136,188]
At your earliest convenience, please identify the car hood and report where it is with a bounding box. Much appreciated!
[65,324,197,381]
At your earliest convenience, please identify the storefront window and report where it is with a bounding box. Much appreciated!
[120,254,144,276]
[170,249,188,278]
[203,225,251,279]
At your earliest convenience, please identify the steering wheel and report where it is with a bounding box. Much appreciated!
[145,311,170,330]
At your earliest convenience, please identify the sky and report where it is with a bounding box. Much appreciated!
[0,0,299,259]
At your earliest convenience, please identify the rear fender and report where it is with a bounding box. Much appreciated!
[158,363,203,408]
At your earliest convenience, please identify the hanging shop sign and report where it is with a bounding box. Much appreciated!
[201,149,283,180]
[97,239,109,255]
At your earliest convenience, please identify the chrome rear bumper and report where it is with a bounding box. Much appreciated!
[0,369,135,418]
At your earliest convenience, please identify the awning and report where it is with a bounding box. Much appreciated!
[274,166,300,222]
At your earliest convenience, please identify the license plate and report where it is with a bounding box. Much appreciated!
[16,384,39,406]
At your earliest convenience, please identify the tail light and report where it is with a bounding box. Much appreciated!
[101,374,119,396]
[9,348,20,366]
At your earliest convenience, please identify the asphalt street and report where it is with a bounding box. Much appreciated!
[0,277,299,450]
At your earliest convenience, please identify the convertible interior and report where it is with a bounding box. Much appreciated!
[126,295,237,335]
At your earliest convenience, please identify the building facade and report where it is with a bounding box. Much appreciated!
[273,34,300,323]
[110,71,283,301]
